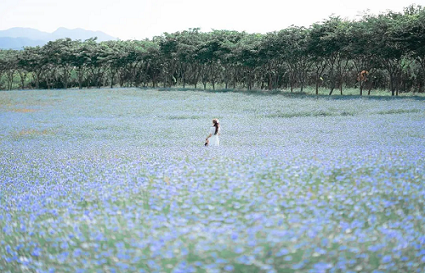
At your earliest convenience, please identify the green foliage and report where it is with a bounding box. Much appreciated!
[1,5,425,95]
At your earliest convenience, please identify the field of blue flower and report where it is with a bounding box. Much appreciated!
[1,88,425,272]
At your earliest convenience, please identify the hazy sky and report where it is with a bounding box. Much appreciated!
[1,0,424,40]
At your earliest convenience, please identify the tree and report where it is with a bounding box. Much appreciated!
[1,4,424,94]
[2,50,18,90]
[233,34,262,90]
[364,12,408,96]
[17,47,45,89]
[15,50,29,89]
[0,51,4,89]
[143,39,161,88]
[348,19,378,95]
[308,23,329,95]
[159,33,179,88]
[42,38,76,89]
[395,5,425,92]
[84,39,108,88]
[69,40,90,89]
[272,26,312,92]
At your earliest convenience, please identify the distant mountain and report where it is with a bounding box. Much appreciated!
[0,37,47,50]
[51,27,115,42]
[0,27,116,50]
[0,27,51,41]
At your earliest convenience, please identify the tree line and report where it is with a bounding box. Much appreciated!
[0,5,424,96]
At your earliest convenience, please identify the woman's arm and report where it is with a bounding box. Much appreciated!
[206,133,212,140]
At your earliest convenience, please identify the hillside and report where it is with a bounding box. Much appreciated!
[0,37,46,50]
[0,27,116,49]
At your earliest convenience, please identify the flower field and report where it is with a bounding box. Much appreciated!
[1,89,425,272]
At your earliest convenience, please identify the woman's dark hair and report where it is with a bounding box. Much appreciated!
[213,119,219,135]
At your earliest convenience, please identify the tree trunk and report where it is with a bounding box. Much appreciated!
[18,71,27,89]
[7,71,14,90]
[299,70,305,92]
[337,59,348,96]
[97,73,103,88]
[395,73,401,97]
[367,82,373,96]
[247,69,252,90]
[110,72,115,88]
[63,77,68,89]
[61,67,70,89]
[389,75,395,96]
[33,72,41,90]
[290,71,294,92]
[78,68,84,89]
[193,68,199,89]
[268,73,272,90]
[314,62,326,96]
[315,81,318,95]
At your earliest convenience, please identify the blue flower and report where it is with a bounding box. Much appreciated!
[382,255,392,263]
[31,247,42,257]
[276,248,289,257]
[292,262,305,270]
[224,265,234,271]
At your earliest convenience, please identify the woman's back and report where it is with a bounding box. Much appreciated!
[208,126,220,146]
[205,119,220,147]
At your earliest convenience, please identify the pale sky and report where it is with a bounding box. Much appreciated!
[0,0,424,40]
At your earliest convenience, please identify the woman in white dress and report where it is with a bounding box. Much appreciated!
[205,119,220,146]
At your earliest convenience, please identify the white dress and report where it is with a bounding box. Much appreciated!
[208,126,220,146]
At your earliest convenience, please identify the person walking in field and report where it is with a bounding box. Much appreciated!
[205,119,220,146]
